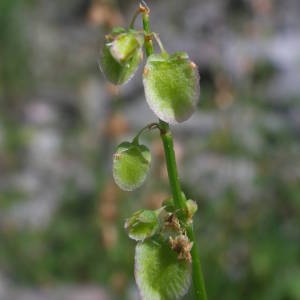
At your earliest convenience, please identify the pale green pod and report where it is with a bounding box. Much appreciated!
[110,32,144,63]
[99,29,143,85]
[135,239,191,300]
[99,44,142,85]
[113,142,151,191]
[125,209,161,241]
[143,52,200,124]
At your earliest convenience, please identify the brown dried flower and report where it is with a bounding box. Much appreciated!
[169,234,193,263]
[164,213,181,232]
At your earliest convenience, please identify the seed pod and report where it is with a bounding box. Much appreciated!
[113,142,151,191]
[135,239,191,300]
[143,52,200,124]
[125,209,162,241]
[99,29,143,85]
[110,32,144,63]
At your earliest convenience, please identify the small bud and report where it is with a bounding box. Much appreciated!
[143,52,200,124]
[113,142,151,191]
[186,199,198,222]
[125,209,161,241]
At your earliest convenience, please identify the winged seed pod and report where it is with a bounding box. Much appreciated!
[113,141,151,191]
[143,52,200,124]
[135,239,191,300]
[110,31,144,63]
[99,28,143,85]
[125,208,162,241]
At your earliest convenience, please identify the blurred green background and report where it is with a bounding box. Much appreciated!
[0,0,300,299]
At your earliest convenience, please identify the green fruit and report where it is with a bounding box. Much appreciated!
[99,29,143,85]
[143,52,200,124]
[100,45,142,84]
[135,239,191,300]
[110,32,144,63]
[113,142,151,191]
[125,209,162,241]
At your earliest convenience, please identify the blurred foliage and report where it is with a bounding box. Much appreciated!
[0,0,31,101]
[0,182,133,287]
[249,59,278,85]
[198,184,300,300]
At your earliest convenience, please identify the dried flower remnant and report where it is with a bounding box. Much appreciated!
[169,234,193,263]
[164,213,182,233]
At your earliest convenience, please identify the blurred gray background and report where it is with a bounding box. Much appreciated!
[0,0,300,299]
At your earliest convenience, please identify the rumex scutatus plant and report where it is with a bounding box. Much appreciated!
[99,2,207,299]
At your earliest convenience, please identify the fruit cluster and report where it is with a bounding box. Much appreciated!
[99,2,204,299]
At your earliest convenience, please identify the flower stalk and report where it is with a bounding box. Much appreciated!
[140,3,207,299]
[99,1,208,298]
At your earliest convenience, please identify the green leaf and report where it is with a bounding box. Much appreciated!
[143,52,200,124]
[125,209,161,241]
[113,142,151,191]
[135,239,191,300]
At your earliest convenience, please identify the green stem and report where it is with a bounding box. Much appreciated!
[187,226,208,300]
[158,120,186,210]
[132,122,159,145]
[140,2,207,299]
[129,7,142,29]
[141,5,153,57]
[159,120,207,300]
[152,33,168,55]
